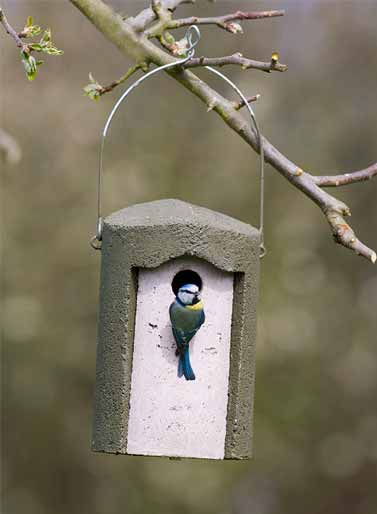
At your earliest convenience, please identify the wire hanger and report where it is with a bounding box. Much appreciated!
[91,25,265,258]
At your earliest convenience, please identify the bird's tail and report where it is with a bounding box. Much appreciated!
[178,347,195,381]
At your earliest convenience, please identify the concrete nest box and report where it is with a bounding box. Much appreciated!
[92,199,260,460]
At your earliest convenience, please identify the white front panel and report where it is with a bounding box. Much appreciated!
[126,258,234,459]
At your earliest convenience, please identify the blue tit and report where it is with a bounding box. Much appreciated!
[169,283,205,381]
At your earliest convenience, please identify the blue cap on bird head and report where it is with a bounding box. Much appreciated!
[177,284,201,305]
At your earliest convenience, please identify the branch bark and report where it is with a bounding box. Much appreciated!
[313,162,377,187]
[232,95,260,110]
[84,63,147,99]
[184,53,287,73]
[68,0,376,263]
[132,0,193,32]
[100,65,143,94]
[165,10,285,34]
[0,7,28,52]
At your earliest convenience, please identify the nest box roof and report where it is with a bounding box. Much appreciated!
[106,199,259,237]
[103,199,260,272]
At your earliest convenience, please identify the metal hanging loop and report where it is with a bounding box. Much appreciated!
[91,25,265,258]
[203,66,265,258]
[90,217,103,250]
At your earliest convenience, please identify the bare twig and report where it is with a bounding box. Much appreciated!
[314,162,377,187]
[232,94,260,111]
[132,0,193,32]
[156,33,176,53]
[146,0,174,39]
[0,7,28,52]
[101,64,147,95]
[69,0,376,263]
[326,208,376,263]
[184,53,288,73]
[165,10,285,34]
[84,61,153,100]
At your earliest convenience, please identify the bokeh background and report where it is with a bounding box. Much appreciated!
[2,1,377,513]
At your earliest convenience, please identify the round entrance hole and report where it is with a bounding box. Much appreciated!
[171,270,203,296]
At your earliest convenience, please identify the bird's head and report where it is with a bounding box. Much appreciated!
[177,283,201,306]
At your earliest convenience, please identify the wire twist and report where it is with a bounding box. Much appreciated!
[91,25,265,258]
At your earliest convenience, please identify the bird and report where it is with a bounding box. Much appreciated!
[169,283,205,381]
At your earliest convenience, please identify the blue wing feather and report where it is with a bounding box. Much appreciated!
[177,356,184,378]
[169,300,205,381]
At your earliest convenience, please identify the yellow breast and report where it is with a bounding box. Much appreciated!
[186,300,204,311]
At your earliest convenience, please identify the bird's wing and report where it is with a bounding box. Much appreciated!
[199,309,205,327]
[172,325,198,347]
[169,302,175,322]
[169,301,205,348]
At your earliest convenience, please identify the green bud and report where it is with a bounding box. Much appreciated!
[42,46,64,56]
[21,54,38,81]
[41,28,51,43]
[29,43,42,51]
[83,83,102,101]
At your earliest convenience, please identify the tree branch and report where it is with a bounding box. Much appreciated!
[165,10,285,34]
[184,53,287,73]
[0,7,28,52]
[131,0,193,32]
[232,94,260,111]
[83,63,148,100]
[100,64,146,95]
[313,162,377,187]
[68,0,376,263]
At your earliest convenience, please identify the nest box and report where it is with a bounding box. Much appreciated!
[92,198,260,460]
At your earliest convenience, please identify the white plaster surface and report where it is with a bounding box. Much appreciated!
[126,258,234,459]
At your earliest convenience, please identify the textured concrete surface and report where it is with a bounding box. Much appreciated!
[92,199,260,459]
[127,258,234,459]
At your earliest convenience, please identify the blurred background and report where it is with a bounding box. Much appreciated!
[2,1,377,513]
